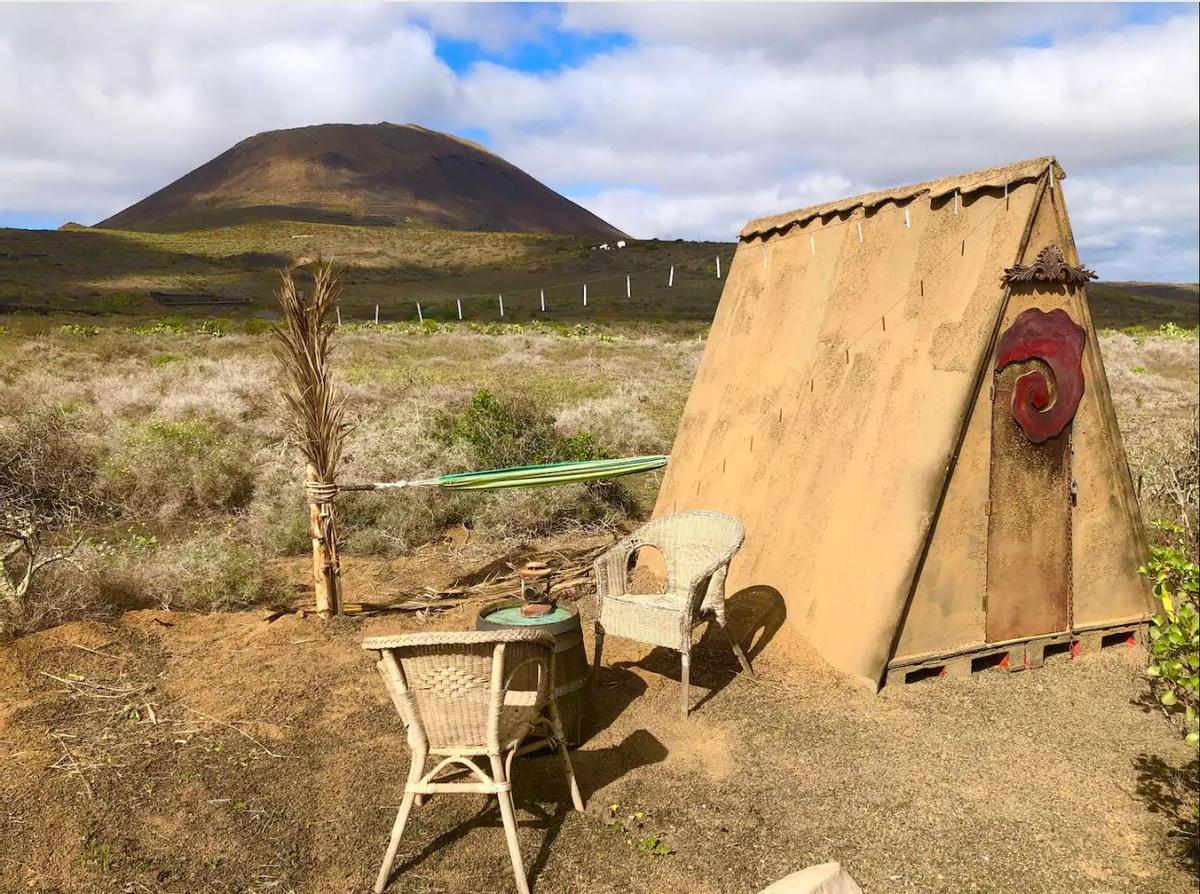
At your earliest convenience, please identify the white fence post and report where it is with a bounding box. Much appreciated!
[540,289,546,313]
[498,294,504,317]
[416,303,423,323]
[456,298,463,320]
[668,265,674,287]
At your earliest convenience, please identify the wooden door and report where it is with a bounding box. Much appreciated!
[985,306,1086,643]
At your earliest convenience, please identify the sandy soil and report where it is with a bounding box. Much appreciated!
[0,538,1196,894]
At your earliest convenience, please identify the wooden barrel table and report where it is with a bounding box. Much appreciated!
[476,599,592,746]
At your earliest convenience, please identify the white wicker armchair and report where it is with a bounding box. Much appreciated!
[592,510,752,716]
[362,629,584,894]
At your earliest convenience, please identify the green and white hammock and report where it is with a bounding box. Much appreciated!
[333,454,668,494]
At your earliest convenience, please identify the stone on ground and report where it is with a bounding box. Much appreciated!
[758,861,864,894]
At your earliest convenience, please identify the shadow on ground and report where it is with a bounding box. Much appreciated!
[614,585,787,713]
[388,665,664,890]
[1133,752,1199,875]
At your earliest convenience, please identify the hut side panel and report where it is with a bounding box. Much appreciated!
[653,180,1043,687]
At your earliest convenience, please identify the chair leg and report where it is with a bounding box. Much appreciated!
[490,754,531,894]
[591,621,605,684]
[548,701,585,812]
[717,618,755,678]
[680,649,691,718]
[374,751,426,894]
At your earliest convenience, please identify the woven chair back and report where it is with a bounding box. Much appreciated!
[363,629,554,753]
[632,510,745,593]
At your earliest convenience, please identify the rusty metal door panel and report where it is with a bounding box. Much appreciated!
[986,308,1086,642]
[986,370,1072,641]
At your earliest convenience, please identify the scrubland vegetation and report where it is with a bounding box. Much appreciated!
[0,312,1195,638]
[0,316,704,634]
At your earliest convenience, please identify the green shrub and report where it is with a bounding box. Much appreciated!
[1140,521,1200,746]
[150,353,181,367]
[132,318,187,336]
[243,318,272,335]
[431,389,636,531]
[131,317,226,338]
[57,323,100,338]
[196,318,227,338]
[161,527,287,613]
[1120,322,1200,344]
[434,388,609,469]
[101,417,254,517]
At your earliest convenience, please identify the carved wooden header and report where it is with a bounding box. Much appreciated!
[1003,245,1096,286]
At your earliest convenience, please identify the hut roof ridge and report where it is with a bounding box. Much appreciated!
[740,156,1063,241]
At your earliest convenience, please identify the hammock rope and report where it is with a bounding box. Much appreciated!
[306,455,668,500]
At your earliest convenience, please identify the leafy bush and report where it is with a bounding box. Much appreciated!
[434,388,609,469]
[1140,521,1200,746]
[100,417,254,518]
[95,527,287,614]
[432,388,637,535]
[1119,322,1200,344]
[57,323,100,338]
[156,527,288,613]
[132,317,226,338]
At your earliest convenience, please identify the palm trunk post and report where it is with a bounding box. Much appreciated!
[273,262,350,618]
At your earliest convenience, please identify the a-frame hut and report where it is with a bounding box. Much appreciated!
[653,157,1153,690]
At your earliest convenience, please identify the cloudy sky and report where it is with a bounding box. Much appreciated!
[2,2,1197,280]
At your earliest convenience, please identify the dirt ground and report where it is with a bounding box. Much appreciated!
[1,535,1196,894]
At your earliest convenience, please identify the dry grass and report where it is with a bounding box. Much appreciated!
[0,318,1194,632]
[1099,330,1200,540]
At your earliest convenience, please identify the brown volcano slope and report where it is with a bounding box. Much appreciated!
[95,122,627,237]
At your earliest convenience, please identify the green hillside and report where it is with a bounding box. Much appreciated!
[0,221,729,322]
[0,221,1195,329]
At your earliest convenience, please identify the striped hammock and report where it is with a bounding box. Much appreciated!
[336,454,668,493]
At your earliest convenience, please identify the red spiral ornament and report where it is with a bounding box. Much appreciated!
[994,308,1086,444]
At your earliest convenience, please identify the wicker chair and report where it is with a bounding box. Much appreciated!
[592,510,752,716]
[362,629,584,894]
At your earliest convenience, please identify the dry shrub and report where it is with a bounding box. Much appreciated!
[97,528,289,614]
[99,417,255,520]
[333,407,477,555]
[0,406,107,635]
[4,550,115,635]
[0,405,104,524]
[1126,409,1200,549]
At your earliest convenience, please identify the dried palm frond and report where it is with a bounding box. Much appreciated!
[272,261,351,482]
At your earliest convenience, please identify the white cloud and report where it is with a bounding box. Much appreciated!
[0,3,1196,281]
